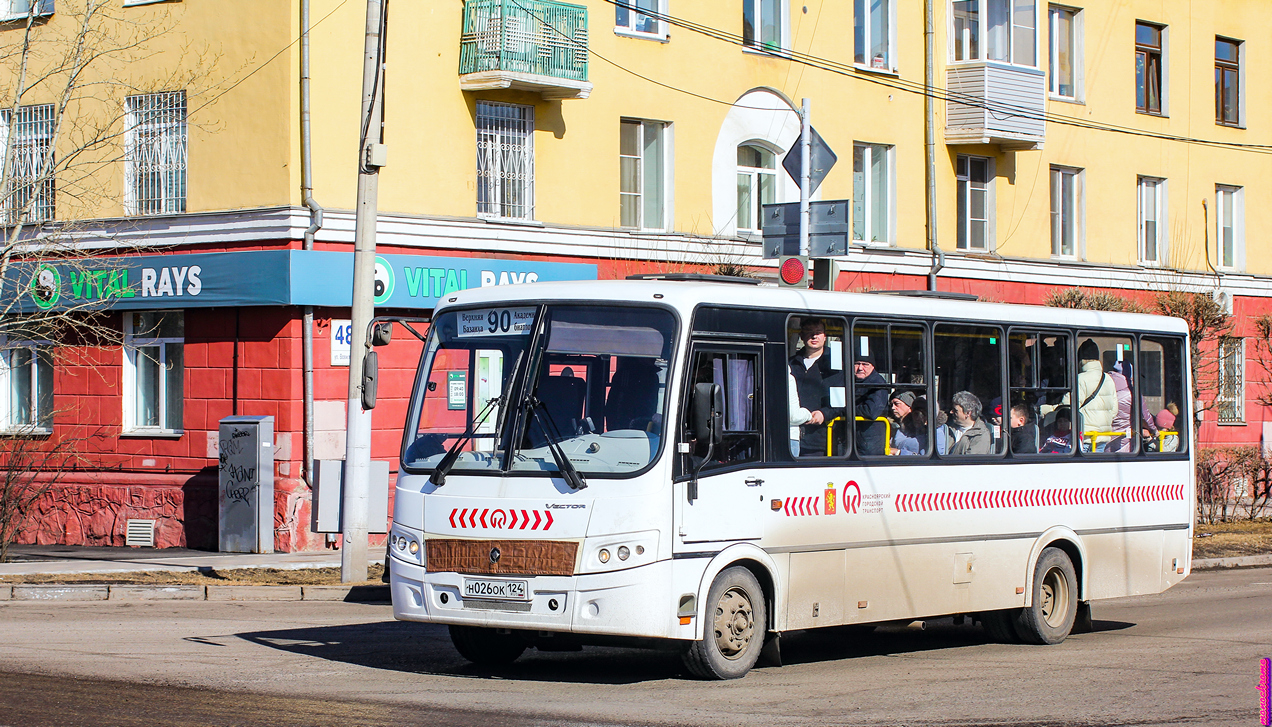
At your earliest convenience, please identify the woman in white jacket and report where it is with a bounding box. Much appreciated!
[1076,339,1118,451]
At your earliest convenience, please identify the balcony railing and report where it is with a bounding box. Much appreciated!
[946,62,1046,150]
[459,0,592,99]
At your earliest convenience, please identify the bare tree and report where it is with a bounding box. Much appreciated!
[1152,290,1231,413]
[0,1,221,552]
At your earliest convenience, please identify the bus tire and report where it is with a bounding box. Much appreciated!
[449,625,527,666]
[682,566,767,680]
[1013,547,1078,645]
[980,609,1022,643]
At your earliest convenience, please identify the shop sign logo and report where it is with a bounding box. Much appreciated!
[28,264,61,309]
[373,255,395,305]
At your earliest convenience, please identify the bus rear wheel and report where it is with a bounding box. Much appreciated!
[449,625,527,666]
[1013,547,1078,645]
[682,566,767,680]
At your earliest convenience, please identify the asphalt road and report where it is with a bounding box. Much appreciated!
[0,567,1268,727]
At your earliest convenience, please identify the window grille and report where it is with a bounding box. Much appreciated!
[476,101,534,220]
[1217,337,1244,424]
[125,91,187,216]
[0,104,55,225]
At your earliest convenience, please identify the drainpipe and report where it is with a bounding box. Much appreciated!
[924,0,944,292]
[301,0,324,490]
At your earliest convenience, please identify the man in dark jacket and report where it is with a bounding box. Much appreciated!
[788,319,844,456]
[853,353,889,456]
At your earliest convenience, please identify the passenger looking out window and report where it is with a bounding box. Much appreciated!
[1039,406,1073,453]
[852,352,888,456]
[1009,402,1038,454]
[787,318,845,456]
[944,390,993,455]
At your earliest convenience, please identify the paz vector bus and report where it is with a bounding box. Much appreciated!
[384,275,1193,679]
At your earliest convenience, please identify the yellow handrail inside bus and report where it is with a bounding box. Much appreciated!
[1158,430,1178,451]
[825,416,892,456]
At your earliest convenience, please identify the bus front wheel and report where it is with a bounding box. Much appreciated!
[449,625,527,666]
[682,566,767,680]
[1013,547,1078,645]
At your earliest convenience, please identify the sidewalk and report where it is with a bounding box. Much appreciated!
[0,544,391,603]
[0,543,387,577]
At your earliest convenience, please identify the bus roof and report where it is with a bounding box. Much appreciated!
[439,279,1190,336]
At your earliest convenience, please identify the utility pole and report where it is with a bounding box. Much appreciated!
[799,98,811,262]
[342,0,386,583]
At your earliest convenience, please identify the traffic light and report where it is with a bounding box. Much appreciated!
[778,256,808,288]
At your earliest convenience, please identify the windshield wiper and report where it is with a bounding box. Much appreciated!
[427,350,522,487]
[526,396,588,491]
[428,395,502,487]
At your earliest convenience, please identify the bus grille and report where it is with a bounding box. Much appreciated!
[426,539,578,576]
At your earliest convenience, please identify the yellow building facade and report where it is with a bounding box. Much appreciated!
[4,0,1270,550]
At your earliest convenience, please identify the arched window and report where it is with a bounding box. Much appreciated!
[736,144,777,233]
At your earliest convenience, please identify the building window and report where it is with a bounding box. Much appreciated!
[1216,185,1243,270]
[1137,176,1165,265]
[1048,5,1079,100]
[1,0,52,21]
[736,144,776,234]
[1,342,52,433]
[476,101,534,221]
[124,311,184,433]
[1215,37,1241,127]
[0,103,55,224]
[125,91,187,216]
[1217,337,1244,424]
[854,0,893,71]
[1135,22,1164,115]
[619,119,668,230]
[742,0,782,52]
[1049,166,1080,257]
[952,0,1036,66]
[615,0,664,38]
[852,142,892,244]
[956,155,992,251]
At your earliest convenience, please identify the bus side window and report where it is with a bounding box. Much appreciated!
[786,316,847,458]
[934,324,1004,456]
[1009,331,1071,456]
[1140,336,1187,454]
[853,320,928,458]
[1076,334,1135,454]
[684,348,762,469]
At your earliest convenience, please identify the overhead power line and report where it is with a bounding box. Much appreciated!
[588,0,1272,154]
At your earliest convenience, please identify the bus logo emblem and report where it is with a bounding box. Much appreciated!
[489,547,501,564]
[825,487,836,515]
[843,481,862,514]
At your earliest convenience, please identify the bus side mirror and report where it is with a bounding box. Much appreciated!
[371,322,393,346]
[361,351,378,410]
[692,383,724,445]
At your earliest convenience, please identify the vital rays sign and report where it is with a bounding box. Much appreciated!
[6,251,596,313]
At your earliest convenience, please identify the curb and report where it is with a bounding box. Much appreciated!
[0,584,390,603]
[1191,554,1272,570]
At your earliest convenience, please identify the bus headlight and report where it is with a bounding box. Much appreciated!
[581,531,658,574]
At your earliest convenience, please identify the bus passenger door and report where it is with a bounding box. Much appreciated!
[676,343,766,545]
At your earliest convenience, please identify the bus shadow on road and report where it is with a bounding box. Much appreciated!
[237,616,1136,683]
[236,621,689,684]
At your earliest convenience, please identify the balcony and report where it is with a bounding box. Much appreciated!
[945,62,1046,150]
[459,0,592,100]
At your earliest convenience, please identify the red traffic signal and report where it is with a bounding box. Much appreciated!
[778,256,808,287]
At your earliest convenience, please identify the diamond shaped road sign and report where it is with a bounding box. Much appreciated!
[781,126,837,194]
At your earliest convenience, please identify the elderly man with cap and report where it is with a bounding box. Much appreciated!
[853,352,889,456]
[788,318,845,456]
[888,390,921,455]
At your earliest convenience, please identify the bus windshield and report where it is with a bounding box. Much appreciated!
[402,304,676,477]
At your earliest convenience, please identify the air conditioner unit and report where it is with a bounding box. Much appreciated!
[1211,288,1234,314]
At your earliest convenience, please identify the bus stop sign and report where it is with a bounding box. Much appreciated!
[781,126,837,194]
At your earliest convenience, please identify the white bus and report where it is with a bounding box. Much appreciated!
[387,276,1193,679]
